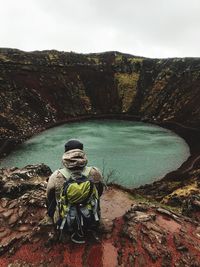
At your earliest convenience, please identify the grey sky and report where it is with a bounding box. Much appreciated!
[0,0,199,58]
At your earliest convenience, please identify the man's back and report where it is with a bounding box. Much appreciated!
[46,140,103,243]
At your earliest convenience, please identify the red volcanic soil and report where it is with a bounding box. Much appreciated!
[0,185,200,267]
[0,188,133,267]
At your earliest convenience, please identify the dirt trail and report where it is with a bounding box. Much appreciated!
[101,187,134,220]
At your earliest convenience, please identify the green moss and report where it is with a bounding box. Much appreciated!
[129,193,182,214]
[162,182,200,205]
[167,181,182,190]
[128,57,144,63]
[87,56,99,64]
[115,54,123,63]
[23,61,32,65]
[115,56,143,65]
[0,54,10,62]
[115,73,139,112]
[48,52,59,61]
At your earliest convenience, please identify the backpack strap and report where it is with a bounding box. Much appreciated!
[82,166,92,177]
[59,168,71,179]
[59,166,92,180]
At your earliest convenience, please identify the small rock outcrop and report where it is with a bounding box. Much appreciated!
[182,194,200,223]
[135,160,200,214]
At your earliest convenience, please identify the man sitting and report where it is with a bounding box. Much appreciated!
[46,139,103,243]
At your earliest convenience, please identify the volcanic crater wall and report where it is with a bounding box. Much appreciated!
[0,48,200,155]
[1,49,200,267]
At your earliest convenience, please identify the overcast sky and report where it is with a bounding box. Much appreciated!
[0,0,199,58]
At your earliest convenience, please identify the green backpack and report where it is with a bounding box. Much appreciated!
[57,167,100,237]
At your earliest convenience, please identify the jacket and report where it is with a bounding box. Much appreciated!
[46,149,103,221]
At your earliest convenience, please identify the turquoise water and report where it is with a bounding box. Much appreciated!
[0,120,190,187]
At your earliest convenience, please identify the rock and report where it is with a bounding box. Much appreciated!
[0,164,49,198]
[1,199,9,208]
[182,194,200,222]
[25,164,52,176]
[121,203,200,266]
[0,229,11,239]
[8,213,18,225]
[2,210,13,219]
[157,208,180,221]
[38,215,54,227]
[18,207,25,219]
[18,225,31,232]
[8,201,18,209]
[9,167,18,172]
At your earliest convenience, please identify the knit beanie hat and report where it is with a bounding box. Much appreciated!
[64,139,83,152]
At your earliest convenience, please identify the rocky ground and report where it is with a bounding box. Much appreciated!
[0,164,200,267]
[134,155,200,219]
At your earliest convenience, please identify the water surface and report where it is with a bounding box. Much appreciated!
[0,120,190,187]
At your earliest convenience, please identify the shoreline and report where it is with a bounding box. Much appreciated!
[1,114,200,189]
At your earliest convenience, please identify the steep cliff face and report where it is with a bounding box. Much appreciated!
[129,58,200,125]
[1,49,199,148]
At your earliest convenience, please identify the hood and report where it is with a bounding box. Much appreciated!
[62,149,88,169]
